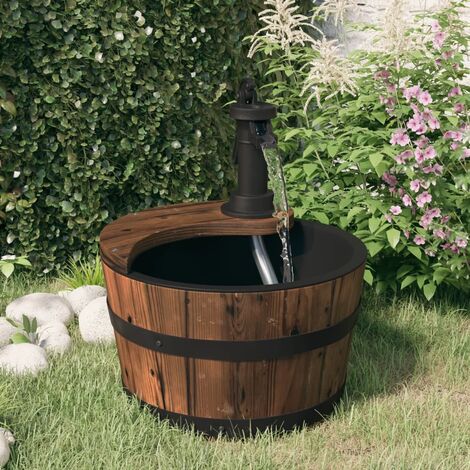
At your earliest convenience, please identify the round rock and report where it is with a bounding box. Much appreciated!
[0,435,10,468]
[63,285,107,316]
[79,296,115,344]
[37,322,71,355]
[6,293,74,326]
[0,318,19,348]
[0,343,48,376]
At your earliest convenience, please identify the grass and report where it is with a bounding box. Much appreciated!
[0,275,469,469]
[56,255,104,289]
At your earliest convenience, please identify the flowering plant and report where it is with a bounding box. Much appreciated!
[250,0,469,298]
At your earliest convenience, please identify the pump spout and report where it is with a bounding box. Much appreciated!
[221,78,277,219]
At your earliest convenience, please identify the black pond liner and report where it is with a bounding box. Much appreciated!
[130,220,367,293]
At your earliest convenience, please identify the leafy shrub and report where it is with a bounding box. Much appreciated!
[0,0,267,272]
[250,1,469,298]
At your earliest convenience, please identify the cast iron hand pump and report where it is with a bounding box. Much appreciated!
[222,78,277,219]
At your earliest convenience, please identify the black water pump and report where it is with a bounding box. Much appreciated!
[221,78,277,219]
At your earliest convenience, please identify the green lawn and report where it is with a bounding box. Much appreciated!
[1,276,469,469]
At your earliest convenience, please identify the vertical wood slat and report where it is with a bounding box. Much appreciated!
[104,261,364,420]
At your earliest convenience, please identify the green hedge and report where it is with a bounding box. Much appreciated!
[0,0,263,271]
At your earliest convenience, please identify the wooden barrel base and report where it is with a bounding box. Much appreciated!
[123,381,345,437]
[100,201,367,437]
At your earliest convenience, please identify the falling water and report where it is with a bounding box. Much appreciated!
[261,145,295,283]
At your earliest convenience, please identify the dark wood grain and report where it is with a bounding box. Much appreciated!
[104,262,364,420]
[100,201,293,275]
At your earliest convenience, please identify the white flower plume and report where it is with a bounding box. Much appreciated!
[301,38,358,110]
[248,0,322,57]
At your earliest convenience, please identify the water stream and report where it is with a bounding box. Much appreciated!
[261,146,295,283]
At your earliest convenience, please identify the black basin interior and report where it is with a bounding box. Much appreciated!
[130,220,367,292]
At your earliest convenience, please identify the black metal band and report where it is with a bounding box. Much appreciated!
[123,381,345,437]
[108,301,360,362]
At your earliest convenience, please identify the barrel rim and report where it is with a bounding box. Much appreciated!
[103,220,367,293]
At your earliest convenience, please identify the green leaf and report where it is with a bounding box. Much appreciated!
[0,99,16,116]
[302,144,316,159]
[364,269,373,286]
[369,153,383,168]
[10,332,30,344]
[327,143,339,157]
[408,246,422,260]
[423,283,436,301]
[368,217,381,233]
[284,128,302,141]
[0,263,14,278]
[302,163,317,177]
[31,317,38,333]
[311,211,329,224]
[372,111,387,124]
[22,314,31,334]
[365,242,384,257]
[401,275,416,289]
[44,95,55,104]
[386,228,400,249]
[397,264,413,279]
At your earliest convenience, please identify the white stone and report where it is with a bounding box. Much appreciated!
[0,343,48,376]
[0,318,19,348]
[39,333,71,355]
[79,297,115,344]
[0,436,10,468]
[37,322,71,355]
[62,285,106,316]
[0,428,14,468]
[6,293,74,326]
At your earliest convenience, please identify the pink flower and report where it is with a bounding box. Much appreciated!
[416,191,432,208]
[448,87,462,97]
[455,237,468,248]
[428,207,441,218]
[454,103,465,113]
[383,172,398,186]
[414,148,425,164]
[423,146,436,160]
[415,123,428,135]
[423,163,443,175]
[425,248,436,257]
[415,136,429,149]
[390,129,411,146]
[430,20,440,32]
[407,115,424,132]
[417,90,432,105]
[463,148,470,159]
[403,85,421,101]
[428,116,440,130]
[433,31,446,49]
[451,142,460,151]
[374,69,391,80]
[441,215,450,224]
[420,213,433,229]
[395,149,413,164]
[414,235,426,245]
[410,179,421,192]
[404,230,410,239]
[402,194,412,207]
[386,83,397,93]
[442,50,454,60]
[450,244,459,254]
[433,228,447,240]
[444,131,463,141]
[390,205,402,215]
[385,214,393,223]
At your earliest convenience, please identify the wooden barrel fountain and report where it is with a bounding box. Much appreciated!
[100,200,367,436]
